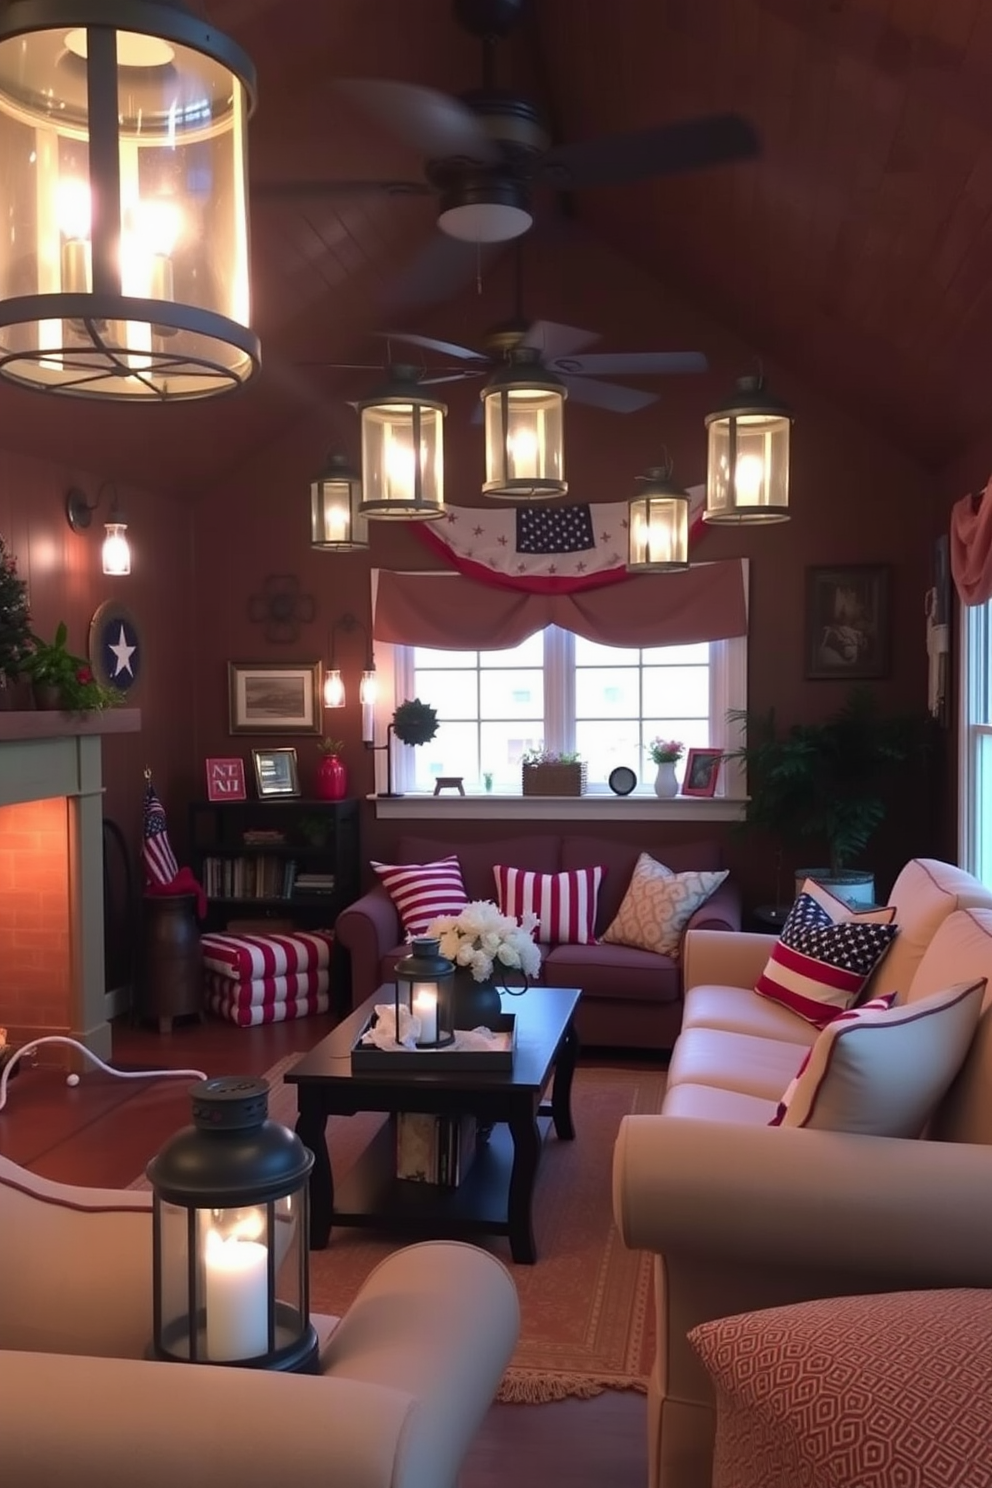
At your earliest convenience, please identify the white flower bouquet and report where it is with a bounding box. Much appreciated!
[426,899,543,984]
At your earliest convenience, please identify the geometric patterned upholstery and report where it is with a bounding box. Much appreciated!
[689,1289,992,1488]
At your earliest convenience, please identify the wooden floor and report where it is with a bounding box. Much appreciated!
[0,1012,648,1488]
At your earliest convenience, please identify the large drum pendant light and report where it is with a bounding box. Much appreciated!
[703,373,793,523]
[482,349,567,499]
[358,366,447,520]
[627,465,690,572]
[0,1,258,400]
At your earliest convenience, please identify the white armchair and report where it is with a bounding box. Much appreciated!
[0,1154,519,1488]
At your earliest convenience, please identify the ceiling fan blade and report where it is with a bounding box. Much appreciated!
[520,319,601,360]
[377,330,488,363]
[335,78,501,164]
[420,370,487,385]
[537,113,760,191]
[252,178,430,202]
[552,351,708,376]
[383,235,505,314]
[562,376,659,414]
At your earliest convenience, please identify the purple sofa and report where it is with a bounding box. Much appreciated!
[334,833,741,1051]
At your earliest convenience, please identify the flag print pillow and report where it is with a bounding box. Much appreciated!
[755,891,899,1028]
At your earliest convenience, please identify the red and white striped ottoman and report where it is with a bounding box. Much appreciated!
[201,930,335,1026]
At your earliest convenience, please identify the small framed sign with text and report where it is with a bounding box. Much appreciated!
[205,757,247,802]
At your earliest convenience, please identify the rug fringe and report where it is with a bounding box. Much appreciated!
[497,1368,648,1405]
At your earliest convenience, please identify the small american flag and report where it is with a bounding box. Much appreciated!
[143,776,180,888]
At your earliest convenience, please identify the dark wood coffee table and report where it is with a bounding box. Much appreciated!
[284,985,580,1264]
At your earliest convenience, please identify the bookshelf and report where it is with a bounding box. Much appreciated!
[188,797,360,936]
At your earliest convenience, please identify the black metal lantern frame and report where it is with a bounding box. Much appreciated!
[627,463,691,572]
[0,1,259,401]
[394,937,456,1049]
[703,373,794,524]
[482,349,568,499]
[311,452,368,550]
[146,1076,318,1374]
[358,366,447,520]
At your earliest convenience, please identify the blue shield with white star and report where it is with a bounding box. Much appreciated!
[96,610,141,691]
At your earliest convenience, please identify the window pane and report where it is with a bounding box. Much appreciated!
[576,720,644,783]
[574,637,639,665]
[643,665,709,718]
[642,642,709,663]
[480,669,543,719]
[575,666,641,718]
[414,668,479,720]
[412,721,479,789]
[481,634,544,666]
[481,724,544,786]
[413,646,470,669]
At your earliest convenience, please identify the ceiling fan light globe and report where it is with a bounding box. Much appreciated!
[437,199,532,243]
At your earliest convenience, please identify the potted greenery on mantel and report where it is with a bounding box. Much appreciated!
[724,687,930,908]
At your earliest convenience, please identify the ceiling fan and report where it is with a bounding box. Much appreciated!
[253,0,761,252]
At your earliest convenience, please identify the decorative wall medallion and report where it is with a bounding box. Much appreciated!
[247,574,316,644]
[88,600,141,692]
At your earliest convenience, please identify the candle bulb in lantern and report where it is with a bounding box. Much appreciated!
[204,1228,269,1362]
[413,986,438,1045]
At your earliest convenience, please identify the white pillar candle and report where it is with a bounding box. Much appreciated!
[204,1230,269,1361]
[413,987,438,1044]
[361,701,375,743]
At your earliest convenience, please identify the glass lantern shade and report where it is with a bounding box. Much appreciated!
[358,370,446,520]
[704,375,793,524]
[394,937,455,1049]
[101,520,131,575]
[322,669,345,708]
[310,453,368,550]
[482,354,567,498]
[0,2,258,400]
[627,467,690,572]
[146,1076,318,1374]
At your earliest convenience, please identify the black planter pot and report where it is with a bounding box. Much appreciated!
[451,970,504,1030]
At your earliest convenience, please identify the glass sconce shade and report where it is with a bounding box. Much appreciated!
[146,1076,317,1374]
[359,368,446,519]
[482,353,567,498]
[627,467,690,572]
[0,2,258,400]
[394,938,455,1049]
[323,669,345,708]
[704,374,793,524]
[102,520,131,575]
[359,669,377,744]
[310,453,368,550]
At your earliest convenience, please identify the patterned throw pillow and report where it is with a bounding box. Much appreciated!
[600,851,729,959]
[755,891,899,1027]
[770,980,986,1136]
[493,864,604,946]
[371,855,468,940]
[769,995,894,1125]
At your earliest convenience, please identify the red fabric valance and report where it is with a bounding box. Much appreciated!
[950,482,992,607]
[373,561,747,649]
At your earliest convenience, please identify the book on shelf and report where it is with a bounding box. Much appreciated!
[395,1112,477,1186]
[200,854,298,900]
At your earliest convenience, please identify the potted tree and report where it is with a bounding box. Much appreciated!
[0,533,31,708]
[724,687,930,909]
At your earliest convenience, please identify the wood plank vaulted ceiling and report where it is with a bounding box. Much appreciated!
[5,0,992,496]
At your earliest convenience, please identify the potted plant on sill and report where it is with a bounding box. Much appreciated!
[724,686,930,909]
[22,622,123,713]
[521,748,587,797]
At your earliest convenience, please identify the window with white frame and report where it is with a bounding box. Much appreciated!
[378,626,747,795]
[959,597,992,885]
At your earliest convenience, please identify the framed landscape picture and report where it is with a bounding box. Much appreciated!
[805,565,891,680]
[228,661,322,734]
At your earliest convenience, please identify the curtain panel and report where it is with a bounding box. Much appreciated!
[950,483,992,607]
[373,560,748,649]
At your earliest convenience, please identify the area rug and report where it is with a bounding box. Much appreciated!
[136,1057,663,1403]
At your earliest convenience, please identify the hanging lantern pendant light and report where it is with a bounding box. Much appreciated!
[482,348,567,499]
[627,464,690,572]
[311,453,368,550]
[703,373,793,523]
[358,365,447,520]
[0,2,259,401]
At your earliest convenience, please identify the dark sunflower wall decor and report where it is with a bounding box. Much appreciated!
[247,575,316,644]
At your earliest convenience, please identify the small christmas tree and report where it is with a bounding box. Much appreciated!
[0,533,31,687]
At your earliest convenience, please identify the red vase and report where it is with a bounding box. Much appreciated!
[315,753,347,801]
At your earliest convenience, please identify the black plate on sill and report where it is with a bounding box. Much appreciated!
[608,766,637,796]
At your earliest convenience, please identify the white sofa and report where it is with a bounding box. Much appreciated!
[612,858,992,1488]
[0,1155,519,1488]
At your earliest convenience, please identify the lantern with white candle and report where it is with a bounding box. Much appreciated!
[146,1076,318,1373]
[394,937,455,1049]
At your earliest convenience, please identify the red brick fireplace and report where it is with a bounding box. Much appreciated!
[0,711,140,1058]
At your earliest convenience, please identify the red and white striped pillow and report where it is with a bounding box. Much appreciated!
[372,855,468,940]
[493,864,604,946]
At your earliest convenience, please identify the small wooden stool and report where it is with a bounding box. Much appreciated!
[433,777,465,795]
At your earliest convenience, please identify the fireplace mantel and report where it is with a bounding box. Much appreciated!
[0,707,141,742]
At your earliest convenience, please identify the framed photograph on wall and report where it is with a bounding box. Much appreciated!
[228,661,322,734]
[805,565,891,680]
[681,748,723,798]
[251,747,300,798]
[205,757,247,802]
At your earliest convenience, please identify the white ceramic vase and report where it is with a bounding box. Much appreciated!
[653,760,680,798]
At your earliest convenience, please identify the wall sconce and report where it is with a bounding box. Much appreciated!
[310,453,368,550]
[324,612,377,742]
[0,3,259,401]
[627,463,690,572]
[66,483,132,575]
[704,373,793,524]
[358,366,447,520]
[482,349,567,499]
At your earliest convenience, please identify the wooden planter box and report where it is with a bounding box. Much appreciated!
[521,761,587,797]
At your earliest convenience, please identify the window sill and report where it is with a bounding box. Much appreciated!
[368,793,747,822]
